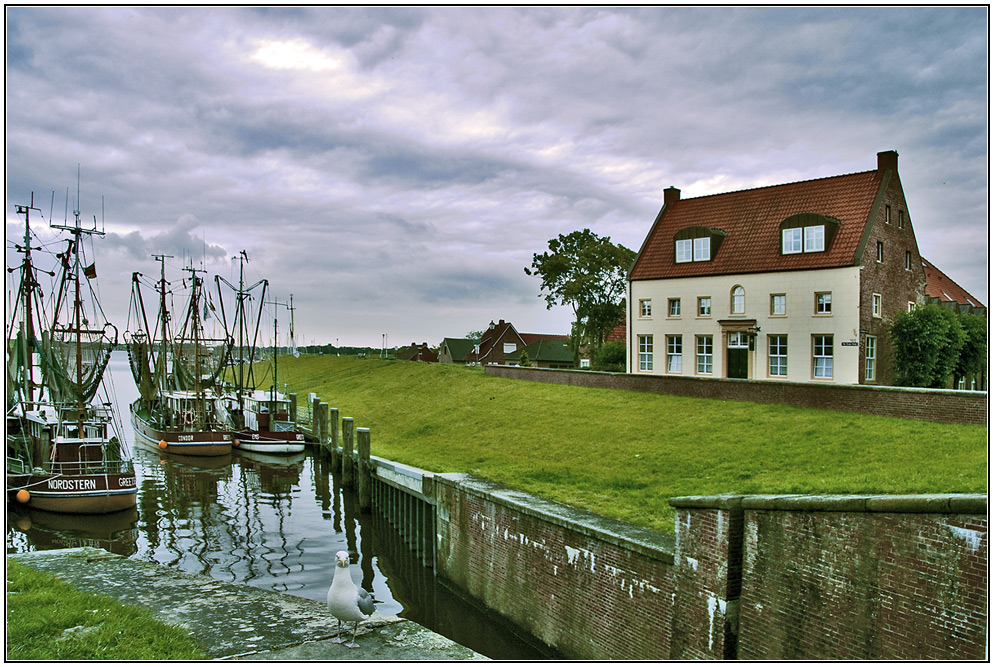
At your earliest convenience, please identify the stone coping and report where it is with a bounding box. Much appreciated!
[436,473,675,563]
[9,547,484,661]
[669,493,987,514]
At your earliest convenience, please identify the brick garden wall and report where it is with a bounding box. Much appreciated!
[484,365,987,425]
[425,471,987,660]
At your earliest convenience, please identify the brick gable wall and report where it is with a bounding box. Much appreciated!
[857,172,927,385]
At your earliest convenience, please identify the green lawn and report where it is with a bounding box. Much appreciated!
[6,560,206,660]
[276,355,986,533]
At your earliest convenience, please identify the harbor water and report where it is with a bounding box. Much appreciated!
[6,351,550,660]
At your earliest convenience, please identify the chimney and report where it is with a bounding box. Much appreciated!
[877,150,898,173]
[663,186,681,207]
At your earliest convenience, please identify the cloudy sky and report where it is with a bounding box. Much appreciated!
[6,6,988,348]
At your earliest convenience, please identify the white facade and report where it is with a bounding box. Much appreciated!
[627,266,863,384]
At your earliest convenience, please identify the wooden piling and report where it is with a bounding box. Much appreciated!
[310,395,320,441]
[288,393,297,424]
[341,417,355,488]
[357,428,371,511]
[329,408,340,468]
[317,402,329,454]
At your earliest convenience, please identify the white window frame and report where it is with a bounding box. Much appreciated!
[639,299,652,318]
[782,227,803,254]
[696,335,713,375]
[731,286,745,314]
[675,239,693,263]
[865,336,876,381]
[668,298,681,317]
[503,342,517,354]
[905,251,912,271]
[885,205,891,224]
[872,293,882,318]
[768,335,787,377]
[638,335,653,371]
[876,241,884,263]
[804,225,825,252]
[815,292,832,315]
[667,335,682,373]
[698,296,712,317]
[693,236,710,262]
[813,335,833,379]
[771,294,786,316]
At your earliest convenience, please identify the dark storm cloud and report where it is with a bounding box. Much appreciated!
[5,6,988,345]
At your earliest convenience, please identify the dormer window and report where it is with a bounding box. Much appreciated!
[675,226,725,263]
[779,213,839,255]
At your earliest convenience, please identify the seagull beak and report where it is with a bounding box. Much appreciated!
[338,554,349,566]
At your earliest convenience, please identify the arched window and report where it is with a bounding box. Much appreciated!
[731,286,745,314]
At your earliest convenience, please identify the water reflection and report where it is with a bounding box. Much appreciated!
[5,352,548,659]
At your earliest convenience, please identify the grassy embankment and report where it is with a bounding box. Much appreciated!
[271,355,985,534]
[5,560,206,660]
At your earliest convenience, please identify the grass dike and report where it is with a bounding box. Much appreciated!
[276,355,987,533]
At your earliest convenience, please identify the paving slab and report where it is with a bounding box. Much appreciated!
[9,547,485,661]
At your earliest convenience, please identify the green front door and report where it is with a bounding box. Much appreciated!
[727,332,749,379]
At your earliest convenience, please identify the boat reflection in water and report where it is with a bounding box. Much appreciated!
[6,443,550,659]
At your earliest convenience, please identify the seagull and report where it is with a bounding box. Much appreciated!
[327,550,375,648]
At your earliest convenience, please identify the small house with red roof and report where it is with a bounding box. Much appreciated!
[627,150,927,385]
[477,319,573,367]
[922,258,986,315]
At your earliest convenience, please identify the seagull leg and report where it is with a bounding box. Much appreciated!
[345,620,361,649]
[331,618,346,643]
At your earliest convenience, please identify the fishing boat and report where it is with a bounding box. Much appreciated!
[127,256,234,456]
[6,194,137,514]
[216,252,306,454]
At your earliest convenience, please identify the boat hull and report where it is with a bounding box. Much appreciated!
[232,430,307,454]
[130,402,232,456]
[8,472,137,515]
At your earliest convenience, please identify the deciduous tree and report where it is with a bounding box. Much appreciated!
[889,304,966,388]
[525,229,635,360]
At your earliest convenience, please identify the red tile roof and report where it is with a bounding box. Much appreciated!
[922,258,985,308]
[629,169,886,281]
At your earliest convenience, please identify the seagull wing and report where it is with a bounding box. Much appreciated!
[356,586,376,616]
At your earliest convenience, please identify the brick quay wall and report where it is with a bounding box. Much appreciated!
[386,466,987,659]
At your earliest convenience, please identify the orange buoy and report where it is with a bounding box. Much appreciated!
[158,440,168,449]
[16,489,30,503]
[233,439,240,447]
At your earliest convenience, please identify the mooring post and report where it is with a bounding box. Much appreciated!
[357,428,371,511]
[341,417,355,488]
[288,393,297,425]
[318,402,330,455]
[311,395,321,442]
[329,408,340,467]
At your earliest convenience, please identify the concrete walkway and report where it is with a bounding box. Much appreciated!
[9,547,485,661]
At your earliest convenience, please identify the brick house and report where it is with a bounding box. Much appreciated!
[921,258,986,390]
[627,150,928,385]
[396,342,439,363]
[438,337,478,364]
[477,319,571,366]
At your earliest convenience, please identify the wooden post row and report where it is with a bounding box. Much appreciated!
[341,417,355,488]
[357,427,371,511]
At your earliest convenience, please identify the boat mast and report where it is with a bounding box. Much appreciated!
[51,201,106,435]
[152,254,173,391]
[265,296,289,406]
[216,250,265,412]
[12,195,43,410]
